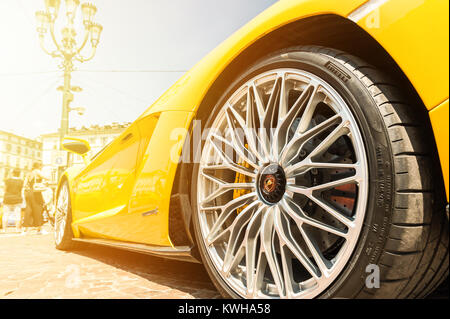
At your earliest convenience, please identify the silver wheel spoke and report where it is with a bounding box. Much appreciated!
[209,136,257,177]
[202,164,256,178]
[296,83,322,134]
[281,113,342,167]
[279,244,295,298]
[281,198,348,238]
[224,105,259,168]
[299,226,332,278]
[274,206,321,279]
[308,174,359,192]
[227,100,265,164]
[260,209,285,297]
[200,169,254,206]
[287,174,358,195]
[307,120,350,160]
[244,206,265,297]
[211,133,259,170]
[253,245,268,297]
[277,73,288,122]
[284,119,350,176]
[286,186,355,228]
[308,195,355,229]
[262,77,283,160]
[206,192,256,242]
[250,83,271,159]
[288,162,357,178]
[244,87,267,163]
[274,82,318,160]
[286,173,358,229]
[222,201,260,274]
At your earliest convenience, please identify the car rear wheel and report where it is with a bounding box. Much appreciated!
[190,46,448,298]
[54,181,76,250]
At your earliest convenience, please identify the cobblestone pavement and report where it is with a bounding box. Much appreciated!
[0,226,447,299]
[0,227,221,299]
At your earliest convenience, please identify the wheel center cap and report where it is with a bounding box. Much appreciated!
[257,163,286,205]
[263,175,276,193]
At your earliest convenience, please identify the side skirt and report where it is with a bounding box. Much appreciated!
[72,238,201,263]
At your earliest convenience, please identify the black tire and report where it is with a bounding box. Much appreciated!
[54,181,77,251]
[190,45,448,299]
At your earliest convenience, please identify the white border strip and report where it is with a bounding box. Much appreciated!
[348,0,388,22]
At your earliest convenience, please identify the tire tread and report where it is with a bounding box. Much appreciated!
[307,46,448,299]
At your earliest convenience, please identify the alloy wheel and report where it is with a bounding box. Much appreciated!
[197,69,368,298]
[55,184,69,245]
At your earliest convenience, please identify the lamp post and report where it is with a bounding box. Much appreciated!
[35,0,102,148]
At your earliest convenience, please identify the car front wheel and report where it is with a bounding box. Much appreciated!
[191,46,448,299]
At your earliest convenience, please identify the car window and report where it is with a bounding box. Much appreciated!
[90,141,112,161]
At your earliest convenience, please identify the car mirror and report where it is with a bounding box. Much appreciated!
[61,137,91,163]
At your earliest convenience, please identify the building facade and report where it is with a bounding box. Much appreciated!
[0,130,43,199]
[40,122,130,184]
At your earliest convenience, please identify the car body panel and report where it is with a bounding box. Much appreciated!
[59,0,449,248]
[66,111,193,246]
[72,124,141,240]
[124,111,194,246]
[351,0,449,110]
[138,0,448,117]
[137,0,449,203]
[353,1,449,200]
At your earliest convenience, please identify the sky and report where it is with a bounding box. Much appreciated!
[0,0,276,139]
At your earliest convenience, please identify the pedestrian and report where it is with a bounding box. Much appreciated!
[23,162,49,235]
[1,168,24,233]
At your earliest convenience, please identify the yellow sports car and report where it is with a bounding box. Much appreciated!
[54,0,449,299]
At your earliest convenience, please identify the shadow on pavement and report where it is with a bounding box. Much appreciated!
[68,241,221,298]
[68,239,448,299]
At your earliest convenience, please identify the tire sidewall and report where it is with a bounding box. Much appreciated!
[191,48,394,298]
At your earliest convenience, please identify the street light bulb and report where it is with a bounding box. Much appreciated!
[62,27,77,49]
[89,23,103,48]
[81,3,97,28]
[70,86,83,92]
[76,107,86,116]
[44,0,61,20]
[35,11,50,35]
[65,0,80,18]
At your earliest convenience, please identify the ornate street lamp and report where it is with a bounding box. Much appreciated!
[35,0,102,150]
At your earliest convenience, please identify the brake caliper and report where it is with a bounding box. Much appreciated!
[233,145,252,214]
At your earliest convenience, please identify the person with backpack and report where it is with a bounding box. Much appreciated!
[1,168,24,233]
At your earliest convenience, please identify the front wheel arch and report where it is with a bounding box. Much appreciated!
[193,14,443,195]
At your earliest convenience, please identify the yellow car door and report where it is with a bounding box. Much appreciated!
[71,141,117,224]
[74,125,141,240]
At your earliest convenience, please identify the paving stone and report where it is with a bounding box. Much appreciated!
[1,226,445,299]
[0,229,219,299]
